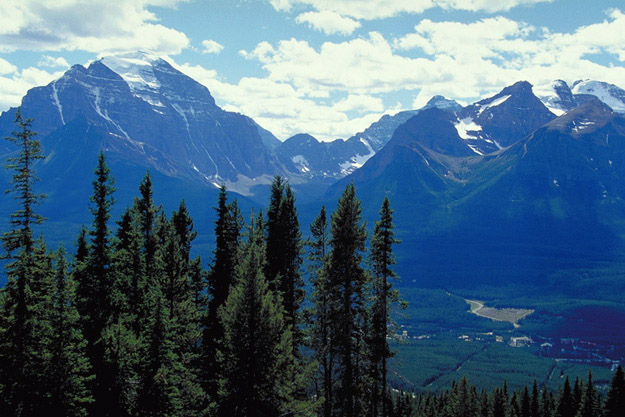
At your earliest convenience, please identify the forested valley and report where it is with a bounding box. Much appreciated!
[1,112,624,417]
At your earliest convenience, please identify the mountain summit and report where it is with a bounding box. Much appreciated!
[0,51,288,195]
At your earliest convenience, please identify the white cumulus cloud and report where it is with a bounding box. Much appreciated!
[0,57,64,110]
[37,55,70,68]
[201,39,224,54]
[295,11,361,35]
[0,0,190,55]
[270,0,552,20]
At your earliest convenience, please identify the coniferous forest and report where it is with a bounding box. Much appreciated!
[1,113,625,417]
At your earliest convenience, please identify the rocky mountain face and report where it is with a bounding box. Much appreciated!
[326,97,625,288]
[275,95,463,179]
[3,51,625,291]
[0,51,291,196]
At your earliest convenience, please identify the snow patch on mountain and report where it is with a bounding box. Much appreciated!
[478,95,512,115]
[533,81,569,116]
[51,80,65,125]
[291,155,310,173]
[339,138,375,175]
[455,117,482,140]
[100,51,166,107]
[572,80,625,113]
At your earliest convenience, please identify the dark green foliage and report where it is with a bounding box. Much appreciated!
[264,176,305,350]
[216,212,298,417]
[557,377,576,417]
[0,111,54,416]
[605,365,625,417]
[2,108,45,256]
[327,183,369,417]
[577,371,601,417]
[0,238,55,416]
[76,152,116,417]
[309,206,334,417]
[137,296,184,417]
[203,185,242,400]
[367,196,401,417]
[49,246,94,417]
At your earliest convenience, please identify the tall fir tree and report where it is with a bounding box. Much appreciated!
[75,152,116,417]
[137,172,160,290]
[264,177,305,351]
[2,108,45,255]
[309,206,335,417]
[605,365,625,417]
[557,377,576,417]
[367,196,401,417]
[0,110,53,416]
[203,186,242,401]
[327,183,369,417]
[577,371,600,417]
[217,211,301,417]
[49,245,94,417]
[137,293,184,417]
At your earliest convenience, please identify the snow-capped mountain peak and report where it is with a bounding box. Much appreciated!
[99,51,168,107]
[533,80,576,116]
[571,80,625,113]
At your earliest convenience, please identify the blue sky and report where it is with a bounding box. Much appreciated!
[1,0,624,140]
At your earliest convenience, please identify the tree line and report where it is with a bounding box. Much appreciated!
[1,112,623,417]
[0,111,403,417]
[388,368,625,417]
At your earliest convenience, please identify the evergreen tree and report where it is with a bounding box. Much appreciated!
[75,152,116,417]
[573,378,584,413]
[444,377,477,417]
[0,238,55,416]
[309,206,335,417]
[327,183,369,417]
[557,377,576,417]
[2,108,45,255]
[157,209,204,414]
[492,388,507,417]
[264,177,305,350]
[367,196,401,417]
[543,387,555,417]
[217,212,300,417]
[137,172,160,289]
[605,365,625,417]
[113,205,146,332]
[521,387,532,417]
[0,110,53,416]
[137,294,183,417]
[531,381,540,417]
[577,371,600,417]
[49,246,93,417]
[203,186,241,400]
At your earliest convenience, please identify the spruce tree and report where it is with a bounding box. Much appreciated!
[264,177,305,351]
[137,172,160,289]
[49,245,93,417]
[327,183,369,417]
[367,196,401,417]
[203,186,241,400]
[0,110,52,416]
[216,212,298,417]
[157,209,204,414]
[75,152,116,417]
[577,371,600,417]
[605,365,625,417]
[2,108,45,255]
[531,381,540,417]
[137,294,183,417]
[309,206,335,417]
[557,377,576,417]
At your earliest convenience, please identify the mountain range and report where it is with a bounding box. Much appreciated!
[2,51,625,296]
